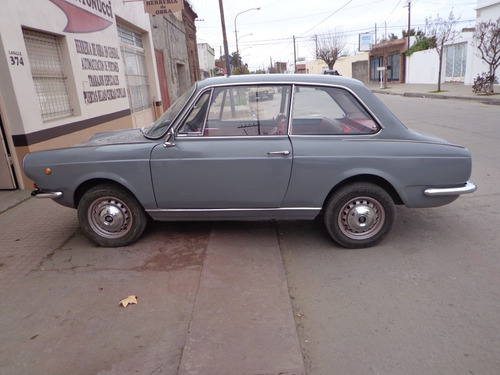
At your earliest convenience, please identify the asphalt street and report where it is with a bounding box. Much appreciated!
[280,94,500,375]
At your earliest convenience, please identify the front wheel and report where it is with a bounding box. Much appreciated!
[324,182,396,248]
[77,184,147,247]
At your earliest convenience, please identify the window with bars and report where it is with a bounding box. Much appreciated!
[117,25,151,112]
[23,29,72,122]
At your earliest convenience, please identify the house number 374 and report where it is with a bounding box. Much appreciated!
[10,56,24,66]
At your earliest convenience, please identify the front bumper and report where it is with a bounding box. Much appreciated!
[31,189,63,199]
[424,181,477,196]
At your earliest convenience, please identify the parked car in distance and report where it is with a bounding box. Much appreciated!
[248,86,275,101]
[23,74,476,248]
[323,69,340,75]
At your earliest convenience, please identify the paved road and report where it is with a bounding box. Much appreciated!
[280,95,500,374]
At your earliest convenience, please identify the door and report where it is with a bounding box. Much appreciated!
[150,84,293,209]
[0,114,16,189]
[155,49,170,112]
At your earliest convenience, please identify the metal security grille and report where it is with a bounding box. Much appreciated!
[23,29,72,122]
[118,25,151,112]
[117,24,143,49]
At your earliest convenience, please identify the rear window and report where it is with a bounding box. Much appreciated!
[291,86,379,135]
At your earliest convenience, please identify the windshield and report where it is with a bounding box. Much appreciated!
[143,85,195,138]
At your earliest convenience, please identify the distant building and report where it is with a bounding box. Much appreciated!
[275,62,287,73]
[369,38,408,84]
[401,0,500,85]
[295,64,307,74]
[305,54,369,78]
[198,43,216,79]
[150,1,199,111]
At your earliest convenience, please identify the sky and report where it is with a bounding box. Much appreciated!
[187,0,478,72]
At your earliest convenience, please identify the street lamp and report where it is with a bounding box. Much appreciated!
[234,7,260,62]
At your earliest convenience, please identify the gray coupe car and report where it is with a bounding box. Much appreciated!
[23,74,476,248]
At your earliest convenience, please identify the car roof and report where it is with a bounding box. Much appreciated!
[196,74,365,91]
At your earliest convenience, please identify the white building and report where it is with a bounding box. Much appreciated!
[197,43,215,79]
[0,0,161,190]
[406,0,500,85]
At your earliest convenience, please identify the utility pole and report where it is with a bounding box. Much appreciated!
[218,0,231,77]
[407,0,411,50]
[293,35,297,73]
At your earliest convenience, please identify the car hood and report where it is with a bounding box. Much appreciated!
[74,129,149,147]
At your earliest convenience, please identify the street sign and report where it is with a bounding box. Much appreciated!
[359,33,372,52]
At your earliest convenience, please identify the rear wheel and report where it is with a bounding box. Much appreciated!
[324,182,395,248]
[77,184,147,247]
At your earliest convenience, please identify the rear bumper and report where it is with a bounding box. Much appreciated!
[424,181,477,196]
[31,189,63,199]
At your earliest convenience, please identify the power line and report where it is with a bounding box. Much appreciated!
[298,0,354,37]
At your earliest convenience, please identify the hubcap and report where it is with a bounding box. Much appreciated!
[338,197,385,240]
[88,197,132,239]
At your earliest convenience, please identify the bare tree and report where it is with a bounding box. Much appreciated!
[473,17,500,94]
[315,29,347,70]
[426,11,460,92]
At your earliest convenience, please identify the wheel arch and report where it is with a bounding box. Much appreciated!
[74,178,139,209]
[323,174,403,211]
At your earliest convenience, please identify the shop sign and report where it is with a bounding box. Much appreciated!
[143,0,183,15]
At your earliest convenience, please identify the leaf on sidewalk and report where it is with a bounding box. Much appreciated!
[119,295,138,308]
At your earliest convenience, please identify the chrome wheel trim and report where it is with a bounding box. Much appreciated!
[88,196,133,239]
[338,196,385,240]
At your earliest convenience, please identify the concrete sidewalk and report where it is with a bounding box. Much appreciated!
[0,194,305,375]
[366,82,500,104]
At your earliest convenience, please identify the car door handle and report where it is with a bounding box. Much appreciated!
[267,150,290,156]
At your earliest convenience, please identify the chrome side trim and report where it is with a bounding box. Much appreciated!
[145,206,321,221]
[424,181,477,196]
[31,190,63,199]
[146,207,321,213]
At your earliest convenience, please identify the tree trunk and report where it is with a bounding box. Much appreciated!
[437,46,444,92]
[489,66,495,94]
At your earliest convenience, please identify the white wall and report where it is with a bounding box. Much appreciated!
[471,0,500,83]
[305,54,369,77]
[406,49,440,84]
[197,43,215,78]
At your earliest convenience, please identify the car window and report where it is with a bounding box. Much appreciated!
[291,86,379,135]
[204,85,291,136]
[143,84,195,138]
[178,90,211,134]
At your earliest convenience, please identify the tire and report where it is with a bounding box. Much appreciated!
[77,184,147,247]
[324,182,396,248]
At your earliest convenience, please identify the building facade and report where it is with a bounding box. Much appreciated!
[0,0,161,189]
[369,38,408,84]
[305,53,369,77]
[197,43,216,79]
[403,0,500,85]
[150,1,199,111]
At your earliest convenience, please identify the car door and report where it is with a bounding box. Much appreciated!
[283,84,381,208]
[150,84,293,209]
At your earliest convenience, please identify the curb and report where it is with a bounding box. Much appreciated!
[372,89,500,105]
[0,190,32,215]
